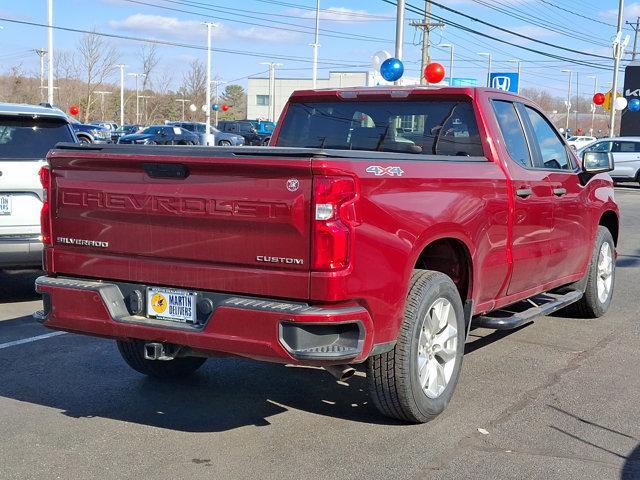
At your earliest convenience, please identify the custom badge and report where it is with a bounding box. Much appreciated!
[150,292,168,314]
[287,178,300,192]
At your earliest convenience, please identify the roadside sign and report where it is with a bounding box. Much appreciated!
[489,72,519,93]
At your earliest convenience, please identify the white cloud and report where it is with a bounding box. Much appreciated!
[600,2,640,20]
[109,14,299,43]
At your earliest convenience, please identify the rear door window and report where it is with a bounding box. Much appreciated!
[492,100,531,168]
[277,100,484,157]
[612,141,640,152]
[0,116,74,159]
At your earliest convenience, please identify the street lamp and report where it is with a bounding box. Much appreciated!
[588,75,598,136]
[562,69,573,135]
[439,44,454,85]
[478,52,492,87]
[508,59,522,94]
[127,73,146,124]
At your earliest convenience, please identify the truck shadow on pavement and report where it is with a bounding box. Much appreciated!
[0,269,41,304]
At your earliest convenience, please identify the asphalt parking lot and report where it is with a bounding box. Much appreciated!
[1,188,639,480]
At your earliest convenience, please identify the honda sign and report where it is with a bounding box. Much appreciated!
[489,72,520,94]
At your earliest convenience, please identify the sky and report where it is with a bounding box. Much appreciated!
[0,0,638,98]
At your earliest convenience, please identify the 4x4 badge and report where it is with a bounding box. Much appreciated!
[366,166,405,176]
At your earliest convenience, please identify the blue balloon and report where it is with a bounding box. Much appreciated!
[212,103,220,111]
[629,98,640,112]
[380,58,404,82]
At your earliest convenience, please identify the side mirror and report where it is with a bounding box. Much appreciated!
[582,151,614,173]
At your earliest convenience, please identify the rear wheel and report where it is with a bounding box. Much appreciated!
[117,340,207,379]
[78,136,91,144]
[367,270,465,423]
[219,140,231,146]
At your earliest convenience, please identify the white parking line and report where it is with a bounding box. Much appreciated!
[0,331,67,350]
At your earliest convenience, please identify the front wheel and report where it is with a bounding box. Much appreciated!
[218,140,231,146]
[117,340,207,379]
[367,270,466,423]
[566,226,615,318]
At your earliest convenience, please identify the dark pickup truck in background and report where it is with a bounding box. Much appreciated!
[35,86,618,423]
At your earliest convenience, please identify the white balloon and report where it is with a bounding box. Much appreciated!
[558,127,565,133]
[189,103,197,112]
[201,104,208,112]
[372,50,392,71]
[614,96,628,111]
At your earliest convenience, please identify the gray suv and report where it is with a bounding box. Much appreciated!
[168,122,245,146]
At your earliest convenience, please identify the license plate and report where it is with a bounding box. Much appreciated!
[146,287,197,323]
[0,195,10,215]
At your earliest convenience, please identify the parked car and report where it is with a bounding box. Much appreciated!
[567,135,596,150]
[579,136,640,184]
[92,121,118,132]
[68,118,111,144]
[0,102,75,268]
[248,119,276,135]
[167,121,244,146]
[217,120,270,145]
[117,125,200,145]
[111,124,142,143]
[35,86,618,424]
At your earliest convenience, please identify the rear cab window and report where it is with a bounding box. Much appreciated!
[492,100,531,168]
[277,99,485,157]
[0,115,74,159]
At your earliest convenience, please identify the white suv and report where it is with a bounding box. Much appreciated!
[0,103,75,269]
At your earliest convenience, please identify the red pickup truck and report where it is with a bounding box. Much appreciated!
[35,86,618,423]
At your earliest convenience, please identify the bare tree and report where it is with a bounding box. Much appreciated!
[76,31,119,122]
[181,59,206,120]
[140,44,159,92]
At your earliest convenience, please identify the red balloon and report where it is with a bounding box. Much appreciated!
[221,104,230,112]
[593,93,605,105]
[577,128,583,134]
[424,63,446,84]
[69,105,79,116]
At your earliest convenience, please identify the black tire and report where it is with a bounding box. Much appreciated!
[564,226,615,318]
[78,136,91,144]
[218,140,231,146]
[117,340,207,379]
[367,270,466,423]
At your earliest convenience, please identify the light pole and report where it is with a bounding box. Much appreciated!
[588,74,598,136]
[211,78,226,125]
[115,64,126,127]
[439,44,454,85]
[95,91,112,120]
[35,49,47,102]
[562,69,573,135]
[508,59,522,94]
[260,62,282,122]
[311,0,320,88]
[203,22,217,146]
[479,52,492,87]
[175,97,191,121]
[139,95,151,124]
[127,73,146,124]
[47,0,54,105]
[610,0,627,136]
[394,0,405,85]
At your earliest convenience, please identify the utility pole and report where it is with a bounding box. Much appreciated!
[115,64,126,127]
[127,73,146,124]
[588,75,598,136]
[95,91,112,120]
[35,49,47,102]
[260,62,282,121]
[204,22,217,146]
[562,69,573,135]
[47,0,54,105]
[410,1,445,85]
[311,0,320,88]
[394,0,406,85]
[610,0,626,136]
[575,72,579,132]
[627,16,640,60]
[479,52,492,87]
[175,97,191,121]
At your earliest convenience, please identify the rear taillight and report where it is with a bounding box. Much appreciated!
[39,166,52,246]
[312,175,358,271]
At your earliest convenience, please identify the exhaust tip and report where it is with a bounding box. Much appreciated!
[324,365,356,382]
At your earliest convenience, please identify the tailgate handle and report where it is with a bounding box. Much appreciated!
[143,163,189,179]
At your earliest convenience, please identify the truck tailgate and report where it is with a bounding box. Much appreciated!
[47,148,313,298]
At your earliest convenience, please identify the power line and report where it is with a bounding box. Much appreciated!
[536,0,620,29]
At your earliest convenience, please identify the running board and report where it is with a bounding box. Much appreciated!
[473,290,583,330]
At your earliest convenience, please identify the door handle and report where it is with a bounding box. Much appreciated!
[516,188,533,198]
[553,188,567,197]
